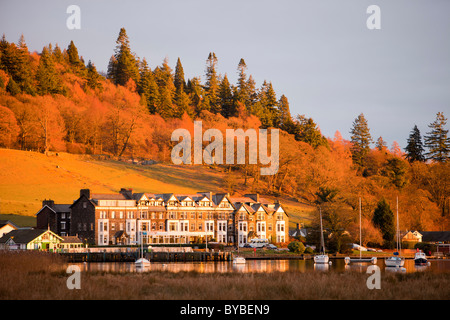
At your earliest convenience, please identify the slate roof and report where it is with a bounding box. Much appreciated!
[0,229,47,244]
[0,220,19,229]
[90,193,128,200]
[419,231,450,243]
[60,236,83,244]
[52,204,71,213]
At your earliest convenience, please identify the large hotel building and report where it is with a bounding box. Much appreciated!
[37,188,289,247]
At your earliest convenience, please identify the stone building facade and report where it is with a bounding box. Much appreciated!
[41,188,289,246]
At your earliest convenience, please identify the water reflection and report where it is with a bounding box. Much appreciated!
[74,259,449,274]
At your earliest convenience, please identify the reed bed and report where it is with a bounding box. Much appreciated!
[0,251,449,300]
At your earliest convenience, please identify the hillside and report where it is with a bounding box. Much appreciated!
[0,148,314,228]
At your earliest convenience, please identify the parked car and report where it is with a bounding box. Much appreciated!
[264,244,278,250]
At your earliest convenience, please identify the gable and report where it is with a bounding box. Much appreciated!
[35,205,56,216]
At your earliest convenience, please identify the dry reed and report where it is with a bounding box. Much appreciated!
[1,251,449,300]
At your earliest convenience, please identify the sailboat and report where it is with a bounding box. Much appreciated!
[314,207,330,264]
[233,240,246,264]
[135,230,150,269]
[385,197,405,268]
[345,198,377,265]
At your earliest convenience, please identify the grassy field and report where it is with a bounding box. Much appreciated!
[0,251,449,300]
[0,148,313,228]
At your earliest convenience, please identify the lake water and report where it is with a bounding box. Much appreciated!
[74,258,450,274]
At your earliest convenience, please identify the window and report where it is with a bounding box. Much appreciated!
[111,223,115,231]
[83,202,87,209]
[180,222,188,232]
[61,221,66,230]
[277,223,285,232]
[218,222,226,232]
[205,222,214,232]
[169,222,177,232]
[111,211,115,219]
[120,211,124,219]
[61,213,66,219]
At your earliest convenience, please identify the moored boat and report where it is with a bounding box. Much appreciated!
[345,198,377,265]
[414,250,429,266]
[385,253,405,268]
[314,254,329,264]
[233,256,246,264]
[385,197,405,268]
[314,207,331,265]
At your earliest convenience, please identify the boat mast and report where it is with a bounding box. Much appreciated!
[397,196,400,255]
[359,197,362,260]
[319,206,325,254]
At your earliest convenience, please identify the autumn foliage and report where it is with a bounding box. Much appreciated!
[0,31,449,235]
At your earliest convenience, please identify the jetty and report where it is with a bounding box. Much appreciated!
[61,250,233,263]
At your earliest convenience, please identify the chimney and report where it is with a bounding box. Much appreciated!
[245,194,259,203]
[198,192,213,200]
[42,199,54,208]
[119,188,133,199]
[80,189,91,199]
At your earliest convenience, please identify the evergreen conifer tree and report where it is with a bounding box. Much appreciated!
[66,40,86,76]
[372,198,395,249]
[112,28,140,86]
[375,136,387,151]
[36,46,65,95]
[424,112,450,162]
[350,113,373,167]
[219,74,235,118]
[404,125,425,162]
[174,57,186,92]
[277,95,294,132]
[86,60,103,91]
[236,58,248,105]
[204,53,220,114]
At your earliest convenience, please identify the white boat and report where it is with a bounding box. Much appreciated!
[233,256,246,264]
[385,197,405,268]
[314,254,329,264]
[385,255,405,268]
[314,207,330,264]
[414,250,429,266]
[135,228,150,269]
[135,257,151,268]
[345,198,377,265]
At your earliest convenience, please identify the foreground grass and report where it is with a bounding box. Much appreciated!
[1,251,449,300]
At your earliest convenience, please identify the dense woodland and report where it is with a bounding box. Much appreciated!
[0,29,449,246]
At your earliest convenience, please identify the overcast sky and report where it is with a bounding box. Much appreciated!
[1,0,449,149]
